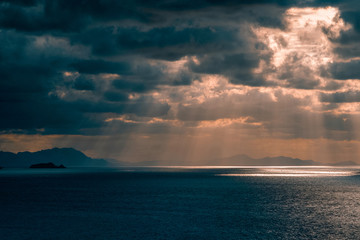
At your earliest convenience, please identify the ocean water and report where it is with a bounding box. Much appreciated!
[1,167,360,240]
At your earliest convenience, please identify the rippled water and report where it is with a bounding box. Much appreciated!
[1,167,360,239]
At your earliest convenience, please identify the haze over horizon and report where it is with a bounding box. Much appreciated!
[2,0,360,165]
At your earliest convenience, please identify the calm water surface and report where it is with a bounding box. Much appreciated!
[1,167,360,240]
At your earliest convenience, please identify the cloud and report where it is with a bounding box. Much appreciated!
[112,79,150,93]
[329,61,360,80]
[72,76,95,91]
[189,53,266,86]
[3,0,360,165]
[69,59,131,75]
[320,91,360,102]
[71,25,245,61]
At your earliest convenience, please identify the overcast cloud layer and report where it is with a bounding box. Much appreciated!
[2,0,360,163]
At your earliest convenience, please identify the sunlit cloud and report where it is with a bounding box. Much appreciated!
[254,6,350,90]
[105,114,183,127]
[3,1,360,165]
[196,117,262,128]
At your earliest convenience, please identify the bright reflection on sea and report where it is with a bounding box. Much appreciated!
[2,165,360,239]
[216,167,358,177]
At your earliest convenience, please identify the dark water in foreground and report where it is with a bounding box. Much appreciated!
[1,167,360,240]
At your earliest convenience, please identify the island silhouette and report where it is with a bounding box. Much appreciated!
[30,162,66,169]
[0,148,109,168]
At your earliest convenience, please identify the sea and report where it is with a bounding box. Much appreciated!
[1,166,360,240]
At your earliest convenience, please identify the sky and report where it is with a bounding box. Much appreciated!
[2,0,360,164]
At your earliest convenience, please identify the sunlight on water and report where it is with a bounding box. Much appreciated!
[2,166,360,239]
[216,168,358,177]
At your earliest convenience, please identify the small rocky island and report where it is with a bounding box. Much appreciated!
[29,162,66,169]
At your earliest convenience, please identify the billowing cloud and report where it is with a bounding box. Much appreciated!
[3,0,360,163]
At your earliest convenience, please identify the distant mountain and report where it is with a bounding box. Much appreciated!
[207,154,320,166]
[0,148,109,168]
[128,160,160,166]
[1,148,358,168]
[330,161,359,166]
[207,154,360,166]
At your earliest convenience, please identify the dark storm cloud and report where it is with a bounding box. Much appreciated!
[189,53,265,86]
[0,0,348,34]
[333,43,360,59]
[329,2,360,60]
[103,91,129,102]
[108,61,195,94]
[0,94,170,135]
[0,30,55,100]
[329,60,360,80]
[0,98,100,134]
[0,29,169,134]
[340,10,360,33]
[0,1,89,32]
[73,76,95,91]
[0,0,284,33]
[116,27,238,60]
[0,0,37,6]
[69,59,131,75]
[320,91,360,103]
[112,79,150,93]
[1,0,359,136]
[71,26,241,60]
[74,96,170,116]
